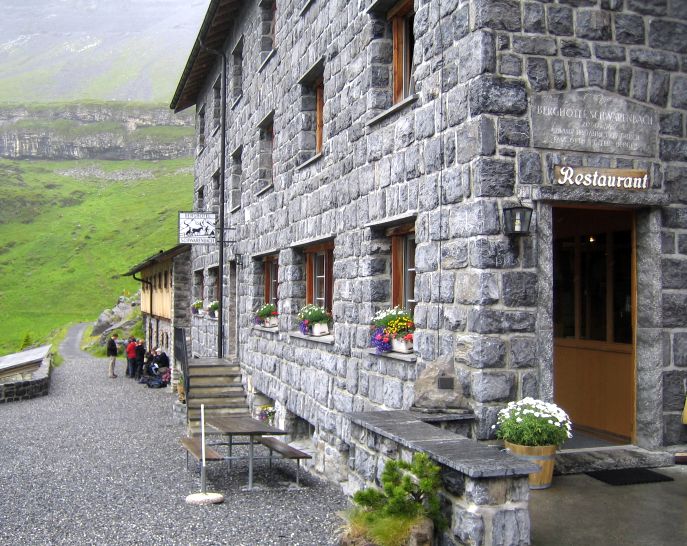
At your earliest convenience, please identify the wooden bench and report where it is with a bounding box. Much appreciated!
[181,436,224,470]
[257,436,312,486]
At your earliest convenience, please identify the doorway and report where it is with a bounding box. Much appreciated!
[553,207,635,445]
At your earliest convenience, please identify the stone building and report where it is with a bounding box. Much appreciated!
[171,0,686,483]
[123,244,192,368]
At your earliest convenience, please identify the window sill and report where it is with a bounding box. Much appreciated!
[253,325,279,333]
[211,125,220,138]
[256,183,274,197]
[196,145,206,157]
[364,348,417,363]
[366,94,419,128]
[231,94,243,110]
[296,152,323,171]
[299,0,315,16]
[230,205,241,214]
[289,331,334,345]
[258,49,277,73]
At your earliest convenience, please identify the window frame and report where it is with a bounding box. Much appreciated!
[388,224,416,314]
[315,77,324,154]
[304,242,334,312]
[197,105,206,153]
[389,0,414,104]
[263,255,279,306]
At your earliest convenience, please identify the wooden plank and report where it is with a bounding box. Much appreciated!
[258,436,312,459]
[180,437,223,461]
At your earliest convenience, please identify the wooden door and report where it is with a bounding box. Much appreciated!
[553,208,635,443]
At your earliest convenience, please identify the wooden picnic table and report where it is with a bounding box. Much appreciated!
[205,415,287,490]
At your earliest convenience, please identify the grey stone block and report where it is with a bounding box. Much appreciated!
[518,151,543,185]
[469,238,519,269]
[662,370,687,411]
[471,371,515,402]
[469,76,528,116]
[662,258,687,289]
[526,57,550,91]
[492,508,531,546]
[510,337,536,368]
[561,40,591,58]
[473,158,515,197]
[630,49,680,71]
[453,508,484,546]
[660,139,687,162]
[660,113,683,137]
[512,36,557,56]
[615,13,645,44]
[552,59,567,90]
[458,31,496,83]
[628,0,667,16]
[500,53,522,77]
[523,2,546,34]
[674,333,687,367]
[595,44,625,61]
[547,5,573,36]
[449,201,501,237]
[498,118,530,147]
[631,69,649,101]
[617,66,632,96]
[576,9,612,41]
[664,414,687,445]
[587,61,604,88]
[455,272,499,305]
[649,19,687,54]
[455,117,496,163]
[441,239,469,269]
[469,336,507,369]
[650,71,670,107]
[502,272,538,307]
[467,308,535,334]
[672,75,687,110]
[663,293,687,327]
[473,0,522,32]
[569,61,586,88]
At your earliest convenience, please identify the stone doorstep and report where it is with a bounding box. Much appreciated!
[554,445,675,475]
[347,410,538,479]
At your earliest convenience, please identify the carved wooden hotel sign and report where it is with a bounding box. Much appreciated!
[554,166,649,191]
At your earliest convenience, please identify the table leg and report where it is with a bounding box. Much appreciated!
[248,436,254,490]
[229,435,233,469]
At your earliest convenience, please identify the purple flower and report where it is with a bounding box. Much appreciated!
[370,327,392,353]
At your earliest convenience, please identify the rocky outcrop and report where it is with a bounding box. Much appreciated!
[0,103,194,160]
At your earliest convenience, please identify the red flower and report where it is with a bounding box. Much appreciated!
[383,337,389,343]
[375,334,382,341]
[404,333,413,342]
[304,319,309,324]
[271,311,278,316]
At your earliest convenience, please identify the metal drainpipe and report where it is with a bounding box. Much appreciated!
[132,273,153,340]
[199,39,227,359]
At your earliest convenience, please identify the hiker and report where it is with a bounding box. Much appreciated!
[134,339,146,380]
[125,337,137,378]
[106,333,119,379]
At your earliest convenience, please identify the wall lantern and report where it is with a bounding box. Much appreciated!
[502,206,533,235]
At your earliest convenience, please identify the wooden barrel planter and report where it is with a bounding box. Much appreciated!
[505,442,557,489]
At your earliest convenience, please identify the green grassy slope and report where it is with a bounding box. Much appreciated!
[0,158,192,353]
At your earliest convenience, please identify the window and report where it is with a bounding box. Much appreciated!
[231,38,243,101]
[164,270,169,289]
[264,255,279,306]
[208,266,219,300]
[297,58,325,164]
[193,270,204,302]
[257,111,275,193]
[212,77,221,130]
[389,224,416,314]
[305,242,334,312]
[230,145,243,211]
[196,186,205,210]
[259,0,277,55]
[389,0,415,103]
[197,105,206,153]
[211,170,220,213]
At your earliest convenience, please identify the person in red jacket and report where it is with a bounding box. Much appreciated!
[125,337,137,378]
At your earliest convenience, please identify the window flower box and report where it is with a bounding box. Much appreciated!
[370,307,415,354]
[297,304,331,336]
[255,303,278,328]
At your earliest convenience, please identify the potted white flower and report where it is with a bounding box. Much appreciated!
[207,300,219,318]
[255,303,278,327]
[191,300,203,314]
[493,397,572,489]
[297,304,331,336]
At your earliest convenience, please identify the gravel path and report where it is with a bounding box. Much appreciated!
[0,324,349,545]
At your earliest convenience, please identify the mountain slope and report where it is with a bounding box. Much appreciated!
[0,0,209,103]
[0,158,193,353]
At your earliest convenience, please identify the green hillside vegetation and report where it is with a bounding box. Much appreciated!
[0,158,193,354]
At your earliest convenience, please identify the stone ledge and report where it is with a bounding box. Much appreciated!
[289,331,334,345]
[347,410,537,479]
[253,325,279,333]
[366,94,418,127]
[364,348,417,362]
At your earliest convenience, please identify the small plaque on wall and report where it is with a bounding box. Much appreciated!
[532,91,657,157]
[178,212,217,244]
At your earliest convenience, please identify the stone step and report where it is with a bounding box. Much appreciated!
[189,375,241,386]
[187,405,249,419]
[188,366,241,376]
[555,445,675,475]
[189,385,244,396]
[188,394,246,406]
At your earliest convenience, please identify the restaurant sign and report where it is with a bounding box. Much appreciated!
[178,211,217,244]
[554,166,649,191]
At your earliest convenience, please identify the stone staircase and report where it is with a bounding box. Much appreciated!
[185,357,249,432]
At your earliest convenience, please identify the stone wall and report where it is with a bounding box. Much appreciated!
[0,356,51,403]
[185,0,687,471]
